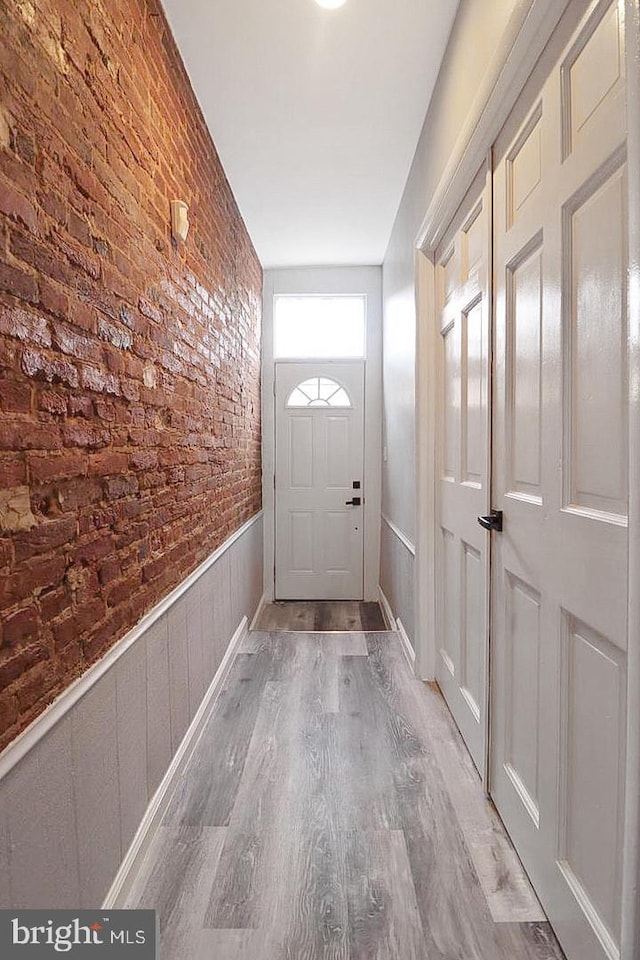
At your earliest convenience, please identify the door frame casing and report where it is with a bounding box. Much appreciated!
[414,1,640,955]
[262,267,383,602]
[621,2,640,956]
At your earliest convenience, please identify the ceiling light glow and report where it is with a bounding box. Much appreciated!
[314,0,347,9]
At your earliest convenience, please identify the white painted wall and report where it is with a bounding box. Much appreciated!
[262,267,382,602]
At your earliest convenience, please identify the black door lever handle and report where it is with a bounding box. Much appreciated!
[345,497,361,506]
[477,510,503,532]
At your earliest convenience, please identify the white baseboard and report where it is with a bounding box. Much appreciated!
[396,617,416,671]
[249,590,269,631]
[102,615,248,909]
[378,586,416,673]
[377,585,397,631]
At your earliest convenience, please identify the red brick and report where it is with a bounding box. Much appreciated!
[97,317,132,350]
[88,451,128,476]
[138,297,162,323]
[0,0,262,749]
[10,232,72,287]
[29,452,86,483]
[129,449,157,471]
[81,608,128,663]
[68,211,91,246]
[0,421,63,451]
[2,604,39,648]
[69,300,97,333]
[80,364,120,395]
[54,477,103,511]
[68,394,93,418]
[21,348,79,387]
[40,586,72,622]
[104,474,138,500]
[73,598,107,633]
[0,379,31,412]
[53,231,101,281]
[0,693,18,733]
[98,557,121,585]
[0,260,38,303]
[39,390,68,415]
[14,516,77,562]
[0,556,66,606]
[0,456,27,486]
[142,554,166,583]
[39,277,70,319]
[0,179,38,232]
[0,540,12,570]
[51,321,102,363]
[15,661,57,712]
[0,641,49,689]
[0,306,51,347]
[52,613,76,652]
[62,422,110,448]
[72,534,115,565]
[55,640,83,676]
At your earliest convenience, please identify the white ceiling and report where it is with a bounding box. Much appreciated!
[160,0,459,268]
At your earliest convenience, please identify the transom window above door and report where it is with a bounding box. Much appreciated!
[274,295,366,358]
[286,377,352,408]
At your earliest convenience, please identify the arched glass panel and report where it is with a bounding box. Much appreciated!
[286,377,352,408]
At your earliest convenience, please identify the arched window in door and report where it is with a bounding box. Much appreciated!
[286,377,352,408]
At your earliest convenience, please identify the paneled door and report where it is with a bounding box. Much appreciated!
[434,168,491,779]
[491,3,628,959]
[275,361,364,600]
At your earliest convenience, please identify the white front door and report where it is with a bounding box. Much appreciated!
[434,169,491,779]
[275,361,365,600]
[491,4,628,959]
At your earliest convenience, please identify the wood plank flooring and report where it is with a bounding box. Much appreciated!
[255,601,387,632]
[125,630,565,960]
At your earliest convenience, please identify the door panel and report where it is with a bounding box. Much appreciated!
[288,513,313,572]
[504,572,542,826]
[461,541,483,719]
[559,619,625,944]
[326,417,350,487]
[567,163,628,517]
[289,418,313,487]
[275,362,364,600]
[462,300,485,485]
[491,4,627,959]
[507,242,543,499]
[435,170,491,778]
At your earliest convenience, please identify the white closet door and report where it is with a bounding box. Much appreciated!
[491,3,628,959]
[434,169,491,778]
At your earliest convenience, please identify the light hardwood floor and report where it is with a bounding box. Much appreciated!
[255,600,387,632]
[125,630,565,960]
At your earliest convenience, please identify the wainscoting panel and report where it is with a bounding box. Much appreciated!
[116,637,150,857]
[0,512,263,910]
[380,514,416,646]
[6,717,80,909]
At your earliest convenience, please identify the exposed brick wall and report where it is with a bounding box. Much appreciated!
[0,0,262,751]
